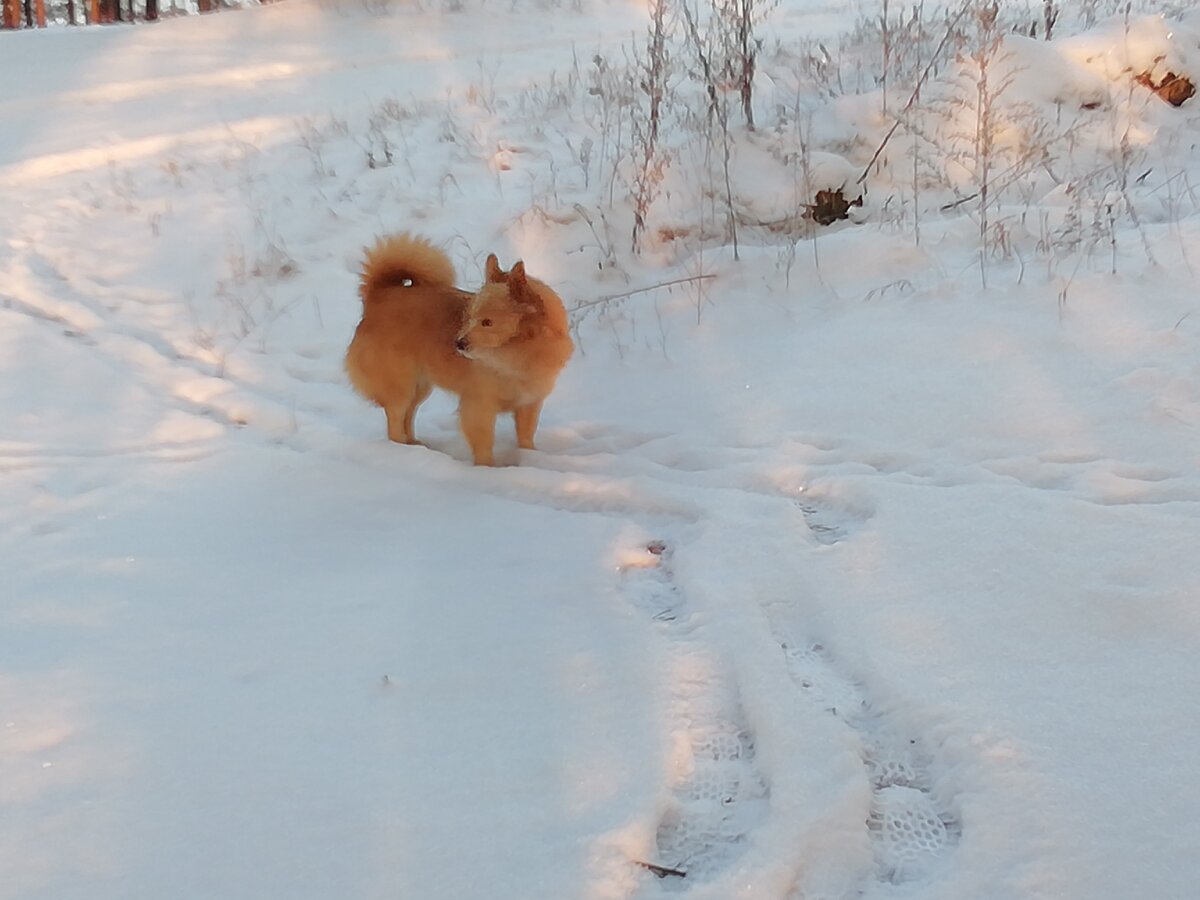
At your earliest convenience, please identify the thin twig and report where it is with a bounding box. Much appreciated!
[857,3,970,186]
[634,860,687,879]
[570,274,717,313]
[940,192,978,211]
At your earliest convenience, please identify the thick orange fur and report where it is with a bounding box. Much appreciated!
[344,233,574,466]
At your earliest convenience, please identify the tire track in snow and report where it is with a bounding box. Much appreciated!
[0,31,640,117]
[0,26,640,186]
[4,246,344,444]
[620,540,769,892]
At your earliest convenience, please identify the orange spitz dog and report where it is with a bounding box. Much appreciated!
[345,233,574,466]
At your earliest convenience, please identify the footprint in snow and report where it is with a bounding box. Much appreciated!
[621,540,770,890]
[794,495,869,546]
[781,641,959,885]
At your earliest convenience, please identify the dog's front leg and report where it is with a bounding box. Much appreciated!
[459,399,498,466]
[513,400,544,451]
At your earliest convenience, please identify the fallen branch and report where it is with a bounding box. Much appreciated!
[857,3,970,186]
[570,274,717,314]
[634,860,687,879]
[940,192,977,212]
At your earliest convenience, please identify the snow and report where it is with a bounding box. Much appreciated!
[2,2,1200,900]
[1059,13,1200,86]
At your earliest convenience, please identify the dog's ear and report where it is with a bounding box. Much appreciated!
[509,261,543,312]
[485,254,504,282]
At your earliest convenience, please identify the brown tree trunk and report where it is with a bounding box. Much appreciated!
[1,0,20,27]
[144,0,156,19]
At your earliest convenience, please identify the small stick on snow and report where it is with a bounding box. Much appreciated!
[634,860,687,879]
[570,275,717,314]
[940,193,978,211]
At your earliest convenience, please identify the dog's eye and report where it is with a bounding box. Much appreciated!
[481,318,493,327]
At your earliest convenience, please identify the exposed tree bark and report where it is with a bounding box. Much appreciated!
[737,0,756,130]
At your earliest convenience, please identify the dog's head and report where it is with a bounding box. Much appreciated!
[454,255,542,357]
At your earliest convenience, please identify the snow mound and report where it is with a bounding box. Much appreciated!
[729,144,861,224]
[997,34,1110,108]
[1059,14,1200,90]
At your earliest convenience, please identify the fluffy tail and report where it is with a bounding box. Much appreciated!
[359,233,456,302]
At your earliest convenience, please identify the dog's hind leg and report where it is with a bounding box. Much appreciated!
[384,403,416,444]
[513,400,544,451]
[459,398,498,466]
[380,362,431,444]
[401,382,433,444]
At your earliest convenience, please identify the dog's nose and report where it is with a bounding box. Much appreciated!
[455,337,469,352]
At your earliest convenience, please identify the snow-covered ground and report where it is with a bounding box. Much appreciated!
[2,2,1199,898]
